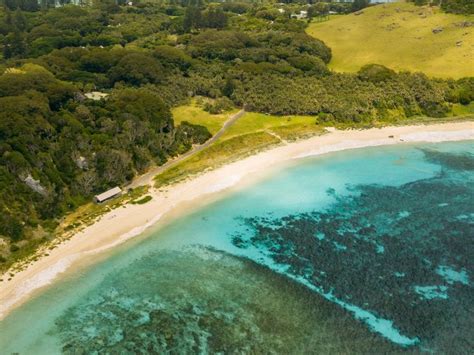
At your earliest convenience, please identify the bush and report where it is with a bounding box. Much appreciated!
[204,97,234,114]
[132,195,152,204]
[358,64,396,83]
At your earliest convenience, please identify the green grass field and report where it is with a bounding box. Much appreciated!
[220,112,321,141]
[307,3,474,78]
[172,100,238,135]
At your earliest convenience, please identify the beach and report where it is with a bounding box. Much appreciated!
[1,121,473,321]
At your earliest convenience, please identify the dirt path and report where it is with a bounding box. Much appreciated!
[265,129,288,145]
[127,109,246,189]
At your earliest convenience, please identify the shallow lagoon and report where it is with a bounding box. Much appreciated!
[1,141,473,354]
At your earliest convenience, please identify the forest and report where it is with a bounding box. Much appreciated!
[0,0,473,266]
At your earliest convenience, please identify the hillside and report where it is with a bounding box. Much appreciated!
[307,3,474,78]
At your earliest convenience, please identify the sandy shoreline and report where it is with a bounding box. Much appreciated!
[1,121,473,320]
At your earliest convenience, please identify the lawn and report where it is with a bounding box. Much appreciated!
[451,102,474,116]
[307,3,474,79]
[172,99,239,135]
[220,112,321,141]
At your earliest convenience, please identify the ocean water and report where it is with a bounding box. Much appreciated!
[1,141,473,354]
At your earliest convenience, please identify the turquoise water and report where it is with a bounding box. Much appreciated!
[1,141,473,354]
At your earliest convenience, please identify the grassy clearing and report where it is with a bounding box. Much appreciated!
[307,3,474,78]
[172,99,239,135]
[155,112,324,187]
[451,102,474,116]
[155,131,281,187]
[220,112,321,141]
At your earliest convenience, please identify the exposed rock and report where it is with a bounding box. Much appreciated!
[456,41,463,47]
[74,92,86,102]
[354,11,364,16]
[432,27,443,34]
[454,21,473,28]
[23,174,47,196]
[386,23,400,31]
[75,156,88,170]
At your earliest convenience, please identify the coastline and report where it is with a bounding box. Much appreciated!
[0,121,473,321]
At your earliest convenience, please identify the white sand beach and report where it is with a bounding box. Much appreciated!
[0,121,473,320]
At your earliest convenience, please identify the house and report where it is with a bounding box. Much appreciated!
[291,11,308,20]
[94,187,122,203]
[84,91,109,101]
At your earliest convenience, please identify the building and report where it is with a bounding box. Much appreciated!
[37,0,94,7]
[85,91,109,101]
[291,11,308,20]
[94,187,122,203]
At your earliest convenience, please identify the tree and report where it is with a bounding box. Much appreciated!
[4,0,39,11]
[3,30,27,59]
[0,212,24,241]
[358,64,396,83]
[108,53,165,86]
[106,88,173,134]
[352,0,369,12]
[222,77,235,97]
[183,6,202,33]
[14,9,28,32]
[309,2,330,20]
[202,7,228,29]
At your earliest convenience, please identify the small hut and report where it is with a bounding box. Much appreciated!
[94,187,122,203]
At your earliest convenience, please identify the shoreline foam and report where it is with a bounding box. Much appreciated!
[0,121,473,321]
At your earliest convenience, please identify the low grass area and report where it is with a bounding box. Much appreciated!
[220,112,321,141]
[155,112,324,187]
[155,131,281,187]
[131,195,153,205]
[451,102,474,116]
[172,99,239,135]
[307,3,474,78]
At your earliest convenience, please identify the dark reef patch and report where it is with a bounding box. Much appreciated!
[421,148,474,171]
[232,148,474,352]
[54,248,405,354]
